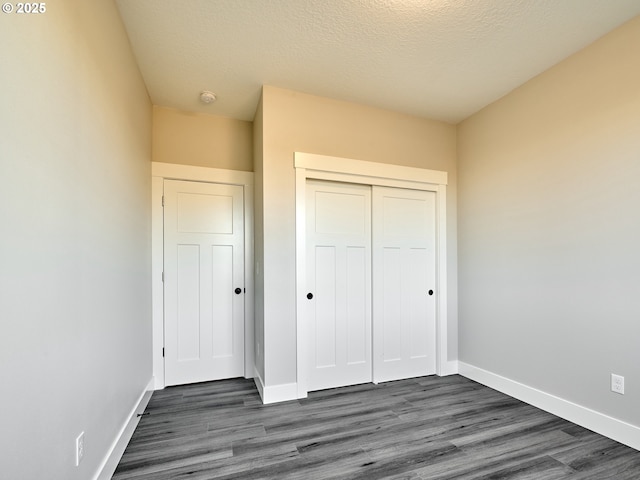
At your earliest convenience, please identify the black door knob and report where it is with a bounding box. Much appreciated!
[307,293,313,300]
[235,288,242,295]
[428,290,434,296]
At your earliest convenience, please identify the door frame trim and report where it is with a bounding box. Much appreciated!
[295,152,449,399]
[151,162,254,390]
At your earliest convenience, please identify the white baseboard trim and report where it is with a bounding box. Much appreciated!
[153,376,165,391]
[253,370,298,405]
[253,368,265,401]
[94,377,155,480]
[459,362,640,451]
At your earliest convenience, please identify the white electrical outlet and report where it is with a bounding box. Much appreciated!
[611,374,625,395]
[75,432,85,466]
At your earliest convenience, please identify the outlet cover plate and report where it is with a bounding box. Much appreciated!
[75,431,85,466]
[611,374,625,395]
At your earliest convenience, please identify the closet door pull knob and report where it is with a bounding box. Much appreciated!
[234,288,242,295]
[428,290,434,296]
[307,293,314,300]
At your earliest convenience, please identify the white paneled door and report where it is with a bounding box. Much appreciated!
[306,181,372,391]
[306,181,437,392]
[372,186,437,383]
[164,180,244,386]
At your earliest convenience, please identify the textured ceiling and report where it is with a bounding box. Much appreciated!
[115,0,640,124]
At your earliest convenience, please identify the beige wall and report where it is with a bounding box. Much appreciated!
[0,1,152,478]
[153,105,253,171]
[458,16,640,426]
[259,86,458,386]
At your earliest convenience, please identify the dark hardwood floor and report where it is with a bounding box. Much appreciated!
[112,375,640,479]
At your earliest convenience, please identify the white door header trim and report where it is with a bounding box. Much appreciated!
[294,152,447,186]
[152,162,253,185]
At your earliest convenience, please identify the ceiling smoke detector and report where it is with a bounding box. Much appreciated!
[199,91,217,104]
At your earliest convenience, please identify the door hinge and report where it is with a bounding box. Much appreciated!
[162,347,165,358]
[162,195,165,207]
[162,271,164,282]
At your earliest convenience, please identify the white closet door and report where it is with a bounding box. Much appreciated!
[306,180,372,391]
[372,186,437,383]
[164,180,244,386]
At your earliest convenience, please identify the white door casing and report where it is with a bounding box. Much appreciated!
[295,152,449,399]
[163,179,245,386]
[151,163,254,391]
[372,186,437,383]
[306,181,372,391]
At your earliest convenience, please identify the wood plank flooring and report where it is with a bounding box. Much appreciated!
[112,375,640,479]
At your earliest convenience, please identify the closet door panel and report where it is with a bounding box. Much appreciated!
[306,181,372,391]
[373,187,437,383]
[346,246,368,365]
[315,246,338,368]
[382,247,403,362]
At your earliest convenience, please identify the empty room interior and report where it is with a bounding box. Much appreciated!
[2,1,639,479]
